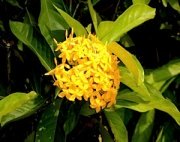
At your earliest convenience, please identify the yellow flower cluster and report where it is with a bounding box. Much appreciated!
[46,31,120,112]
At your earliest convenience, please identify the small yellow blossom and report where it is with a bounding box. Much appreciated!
[46,30,120,112]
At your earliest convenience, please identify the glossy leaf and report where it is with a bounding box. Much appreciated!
[38,0,68,51]
[54,5,87,36]
[132,110,155,142]
[145,59,180,85]
[101,4,155,43]
[2,96,44,127]
[97,21,114,39]
[104,111,128,142]
[145,59,180,92]
[133,0,150,4]
[117,90,149,103]
[0,91,37,126]
[116,84,180,125]
[35,99,62,142]
[10,21,55,71]
[108,42,144,85]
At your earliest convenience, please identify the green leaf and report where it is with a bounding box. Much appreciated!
[80,102,96,116]
[10,21,55,71]
[101,4,155,43]
[35,99,62,142]
[120,34,135,48]
[38,0,68,51]
[24,10,36,26]
[0,20,5,31]
[132,110,155,142]
[99,124,114,142]
[24,132,35,142]
[92,0,101,5]
[117,90,149,103]
[54,5,87,36]
[155,122,175,142]
[120,67,155,98]
[145,59,180,83]
[63,104,80,137]
[162,0,168,7]
[115,108,133,125]
[97,21,114,39]
[88,0,99,33]
[116,84,180,125]
[1,96,44,126]
[117,60,180,125]
[168,0,180,12]
[145,59,180,91]
[0,91,37,126]
[104,110,128,142]
[133,0,151,4]
[108,42,144,85]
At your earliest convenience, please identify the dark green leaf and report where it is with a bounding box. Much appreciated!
[104,110,128,142]
[115,108,133,125]
[99,124,114,142]
[63,104,80,137]
[168,0,180,12]
[155,122,175,142]
[80,102,96,116]
[132,110,155,142]
[38,0,68,51]
[5,0,22,9]
[10,21,55,71]
[92,0,101,5]
[35,99,62,142]
[0,82,7,98]
[120,34,135,48]
[24,10,36,26]
[0,20,5,31]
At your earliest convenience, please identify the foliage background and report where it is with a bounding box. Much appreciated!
[0,0,180,142]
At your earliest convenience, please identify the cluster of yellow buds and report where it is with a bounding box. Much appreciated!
[46,31,120,112]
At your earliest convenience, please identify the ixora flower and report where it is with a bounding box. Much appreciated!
[46,30,120,112]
